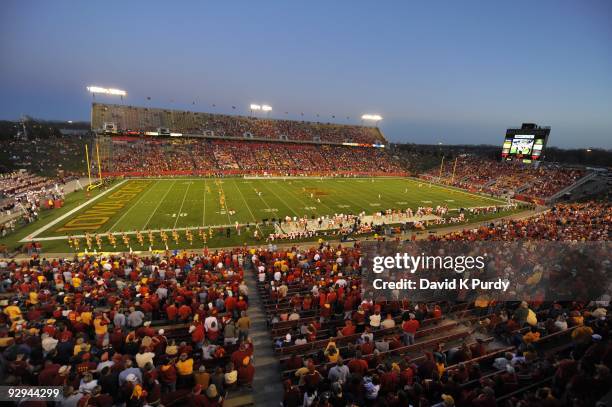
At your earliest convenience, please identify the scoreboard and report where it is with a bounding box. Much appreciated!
[501,123,550,163]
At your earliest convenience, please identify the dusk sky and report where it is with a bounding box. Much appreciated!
[1,1,611,148]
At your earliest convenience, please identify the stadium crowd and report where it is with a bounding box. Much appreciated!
[0,171,71,234]
[431,201,609,242]
[103,138,404,176]
[258,200,610,407]
[0,250,258,406]
[422,156,587,202]
[0,199,608,406]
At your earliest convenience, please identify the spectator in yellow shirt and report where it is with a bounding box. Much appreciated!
[523,327,541,344]
[93,313,110,344]
[3,302,22,321]
[80,310,93,325]
[176,353,194,387]
[28,292,38,305]
[73,337,91,356]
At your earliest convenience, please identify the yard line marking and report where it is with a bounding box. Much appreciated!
[173,182,192,229]
[310,180,354,213]
[329,178,376,209]
[275,180,334,215]
[142,181,176,230]
[202,179,207,227]
[106,181,157,233]
[19,179,129,242]
[250,181,274,214]
[259,180,299,217]
[232,179,257,222]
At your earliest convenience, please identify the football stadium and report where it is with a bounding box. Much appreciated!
[0,2,611,407]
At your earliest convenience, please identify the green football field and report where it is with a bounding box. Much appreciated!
[10,177,508,252]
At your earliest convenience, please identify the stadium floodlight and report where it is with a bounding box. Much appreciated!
[261,105,272,112]
[361,114,383,121]
[250,104,261,111]
[86,86,127,97]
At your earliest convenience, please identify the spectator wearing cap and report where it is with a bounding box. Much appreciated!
[119,359,142,385]
[187,383,206,406]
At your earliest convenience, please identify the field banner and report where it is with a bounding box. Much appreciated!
[361,240,611,303]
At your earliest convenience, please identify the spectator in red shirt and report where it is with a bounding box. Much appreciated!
[402,313,420,345]
[237,356,255,388]
[178,304,192,321]
[165,303,178,322]
[338,320,356,337]
[360,337,374,355]
[348,350,369,376]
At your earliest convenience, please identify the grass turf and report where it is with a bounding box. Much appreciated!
[2,177,508,253]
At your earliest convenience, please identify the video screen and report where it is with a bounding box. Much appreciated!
[502,134,546,162]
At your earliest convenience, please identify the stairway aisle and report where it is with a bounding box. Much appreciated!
[242,263,283,406]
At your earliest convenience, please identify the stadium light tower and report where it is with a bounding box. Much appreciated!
[87,86,127,102]
[261,104,272,117]
[250,104,261,117]
[361,114,383,126]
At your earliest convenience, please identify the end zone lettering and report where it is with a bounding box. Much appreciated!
[56,181,151,232]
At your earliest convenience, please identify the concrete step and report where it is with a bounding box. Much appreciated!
[243,264,283,406]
